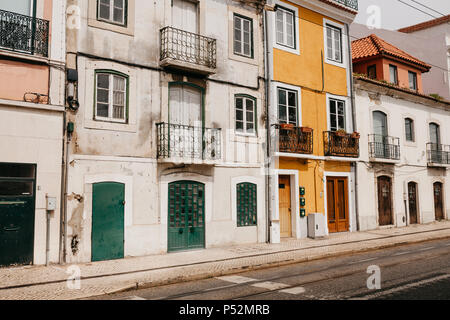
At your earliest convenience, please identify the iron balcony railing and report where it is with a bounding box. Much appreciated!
[156,122,221,161]
[272,124,313,155]
[0,9,49,57]
[427,143,450,165]
[160,26,217,70]
[323,131,360,158]
[330,0,358,11]
[368,134,400,160]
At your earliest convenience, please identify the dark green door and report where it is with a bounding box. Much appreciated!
[92,182,125,262]
[0,163,36,268]
[168,181,205,252]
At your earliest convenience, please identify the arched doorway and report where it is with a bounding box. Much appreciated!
[377,176,393,226]
[408,182,418,224]
[434,182,444,221]
[168,181,205,252]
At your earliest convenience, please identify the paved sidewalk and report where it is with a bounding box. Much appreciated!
[1,221,450,300]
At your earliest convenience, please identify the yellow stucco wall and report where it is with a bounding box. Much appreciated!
[274,1,352,216]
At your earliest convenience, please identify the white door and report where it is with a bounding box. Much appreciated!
[1,0,32,15]
[169,85,202,158]
[172,0,198,33]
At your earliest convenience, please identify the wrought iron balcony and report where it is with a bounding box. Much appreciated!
[369,135,400,161]
[328,0,358,11]
[156,122,221,161]
[427,143,450,166]
[272,124,313,155]
[0,9,49,57]
[323,131,360,158]
[160,26,217,74]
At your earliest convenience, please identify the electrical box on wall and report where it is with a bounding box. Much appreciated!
[307,213,326,238]
[299,187,306,196]
[300,197,306,207]
[46,196,57,211]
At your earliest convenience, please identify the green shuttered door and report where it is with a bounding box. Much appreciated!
[92,182,125,262]
[168,181,205,252]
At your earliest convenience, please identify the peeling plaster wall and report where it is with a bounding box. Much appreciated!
[64,0,266,262]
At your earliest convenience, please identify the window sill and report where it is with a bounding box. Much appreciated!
[84,118,137,133]
[88,18,134,36]
[325,58,346,69]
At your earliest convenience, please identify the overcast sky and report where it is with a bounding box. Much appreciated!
[354,0,450,30]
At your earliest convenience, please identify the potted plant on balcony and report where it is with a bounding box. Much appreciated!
[280,123,294,130]
[335,129,347,137]
[351,132,360,139]
[300,127,312,133]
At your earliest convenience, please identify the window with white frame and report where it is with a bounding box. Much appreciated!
[278,87,298,126]
[326,24,342,63]
[98,0,127,26]
[234,14,253,58]
[235,95,256,134]
[276,7,295,49]
[329,98,346,132]
[95,71,128,123]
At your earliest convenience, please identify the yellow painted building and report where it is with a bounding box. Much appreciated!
[266,0,359,242]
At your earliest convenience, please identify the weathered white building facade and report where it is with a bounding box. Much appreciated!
[0,0,66,267]
[64,0,267,263]
[354,76,450,231]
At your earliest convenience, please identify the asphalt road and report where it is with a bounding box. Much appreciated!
[89,238,450,300]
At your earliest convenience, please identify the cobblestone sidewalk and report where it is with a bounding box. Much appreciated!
[1,221,449,300]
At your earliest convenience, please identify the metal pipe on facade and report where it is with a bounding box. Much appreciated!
[346,23,360,231]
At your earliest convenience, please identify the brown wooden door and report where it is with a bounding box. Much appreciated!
[434,182,444,221]
[377,176,393,226]
[279,176,292,238]
[326,177,349,233]
[408,182,418,224]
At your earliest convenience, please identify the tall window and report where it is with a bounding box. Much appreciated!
[405,118,415,142]
[429,123,440,145]
[98,0,127,26]
[95,71,128,123]
[276,7,295,49]
[278,88,298,126]
[408,71,417,90]
[367,65,377,79]
[326,24,342,63]
[389,65,398,85]
[236,183,257,227]
[329,98,346,132]
[234,14,253,58]
[235,95,256,135]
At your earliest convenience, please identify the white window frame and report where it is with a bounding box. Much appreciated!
[408,71,417,90]
[235,95,256,136]
[272,0,300,55]
[326,94,351,133]
[95,72,128,123]
[233,14,253,58]
[277,87,299,126]
[328,98,346,132]
[323,18,347,69]
[97,0,126,26]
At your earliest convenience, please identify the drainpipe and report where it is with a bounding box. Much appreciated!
[346,23,360,232]
[59,111,67,264]
[263,8,271,243]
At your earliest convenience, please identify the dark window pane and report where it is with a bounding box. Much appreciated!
[0,181,33,196]
[0,163,35,178]
[278,89,286,105]
[97,74,109,89]
[97,103,109,117]
[288,91,296,107]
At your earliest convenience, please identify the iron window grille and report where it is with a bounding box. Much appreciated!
[0,9,49,57]
[160,26,217,69]
[330,0,359,11]
[323,131,359,158]
[368,134,400,160]
[272,124,313,155]
[156,122,221,161]
[237,182,257,227]
[427,143,450,165]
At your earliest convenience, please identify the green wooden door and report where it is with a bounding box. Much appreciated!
[92,182,125,262]
[168,181,205,252]
[0,180,35,267]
